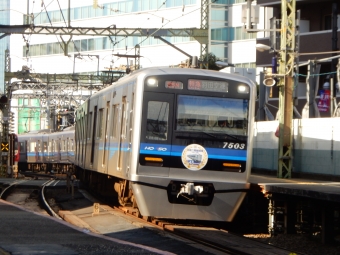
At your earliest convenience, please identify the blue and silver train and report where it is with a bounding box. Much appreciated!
[74,66,256,221]
[17,127,75,173]
[17,67,255,221]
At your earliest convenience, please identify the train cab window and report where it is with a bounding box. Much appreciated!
[176,95,249,135]
[146,101,169,141]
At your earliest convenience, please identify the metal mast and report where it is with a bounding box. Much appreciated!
[277,0,296,178]
[200,0,209,69]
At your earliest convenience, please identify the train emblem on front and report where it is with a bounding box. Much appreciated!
[181,144,208,171]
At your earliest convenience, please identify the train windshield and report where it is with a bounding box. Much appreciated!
[176,95,249,136]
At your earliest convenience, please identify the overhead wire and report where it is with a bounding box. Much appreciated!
[56,0,80,54]
[112,3,202,65]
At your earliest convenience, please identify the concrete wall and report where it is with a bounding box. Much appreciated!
[252,118,340,177]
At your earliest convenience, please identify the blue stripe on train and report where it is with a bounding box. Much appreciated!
[140,143,247,161]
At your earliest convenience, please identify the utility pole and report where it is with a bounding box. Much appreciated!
[277,0,296,178]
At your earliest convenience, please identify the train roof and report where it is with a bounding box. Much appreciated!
[76,66,257,112]
[119,66,256,85]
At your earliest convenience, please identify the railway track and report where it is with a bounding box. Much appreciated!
[114,206,298,255]
[1,179,301,255]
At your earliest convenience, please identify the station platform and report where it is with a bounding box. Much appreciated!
[249,173,340,203]
[0,199,173,255]
[0,180,218,255]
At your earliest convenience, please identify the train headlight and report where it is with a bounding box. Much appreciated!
[237,85,249,94]
[145,157,163,162]
[146,78,158,87]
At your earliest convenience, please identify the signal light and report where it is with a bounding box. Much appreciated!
[1,142,9,152]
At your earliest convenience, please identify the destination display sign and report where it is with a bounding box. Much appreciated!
[165,81,183,89]
[188,79,228,92]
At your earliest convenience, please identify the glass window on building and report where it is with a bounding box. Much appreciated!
[103,37,109,50]
[141,0,149,11]
[135,0,141,11]
[166,0,174,8]
[211,9,227,21]
[103,3,110,15]
[74,8,80,19]
[88,39,95,51]
[150,0,158,10]
[95,38,102,50]
[52,43,60,54]
[95,7,104,17]
[40,44,47,55]
[211,43,228,62]
[52,10,61,22]
[126,1,133,12]
[81,6,89,19]
[111,2,118,14]
[74,40,80,52]
[40,12,48,23]
[119,1,126,13]
[47,43,53,55]
[81,39,87,51]
[89,5,95,18]
[61,9,68,21]
[211,27,231,41]
[174,0,182,6]
[127,36,134,48]
[33,14,40,24]
[68,42,74,53]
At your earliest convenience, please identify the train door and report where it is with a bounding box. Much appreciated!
[139,92,174,174]
[102,102,110,173]
[117,97,128,171]
[18,140,27,171]
[37,140,41,162]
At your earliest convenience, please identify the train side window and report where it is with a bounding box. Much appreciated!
[70,139,74,151]
[111,104,119,138]
[87,112,92,139]
[30,142,35,152]
[146,101,169,140]
[91,106,98,164]
[97,108,104,139]
[19,142,25,152]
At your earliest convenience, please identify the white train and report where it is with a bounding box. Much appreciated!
[74,67,256,221]
[18,127,75,173]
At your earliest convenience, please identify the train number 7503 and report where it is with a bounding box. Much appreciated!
[223,142,246,149]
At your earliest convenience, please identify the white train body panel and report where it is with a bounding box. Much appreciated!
[73,67,256,221]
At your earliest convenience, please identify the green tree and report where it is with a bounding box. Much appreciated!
[199,52,222,70]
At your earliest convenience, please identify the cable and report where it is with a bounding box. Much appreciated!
[56,0,80,54]
[113,4,202,65]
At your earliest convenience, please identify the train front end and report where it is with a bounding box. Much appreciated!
[131,69,255,221]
